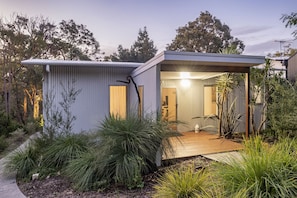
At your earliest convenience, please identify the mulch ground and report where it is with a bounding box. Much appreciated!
[18,156,213,198]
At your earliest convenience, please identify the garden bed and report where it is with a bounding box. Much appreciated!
[18,156,212,198]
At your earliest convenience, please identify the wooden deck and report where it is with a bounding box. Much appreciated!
[164,131,243,159]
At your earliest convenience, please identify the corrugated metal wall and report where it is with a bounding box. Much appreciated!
[130,65,160,117]
[288,53,297,82]
[43,65,132,133]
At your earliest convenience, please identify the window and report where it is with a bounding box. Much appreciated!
[109,86,127,118]
[204,85,217,115]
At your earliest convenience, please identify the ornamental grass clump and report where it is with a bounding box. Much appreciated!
[42,133,90,169]
[213,136,297,197]
[6,144,39,179]
[66,113,180,190]
[153,165,209,198]
[65,148,108,191]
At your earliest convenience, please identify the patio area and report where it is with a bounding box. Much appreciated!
[164,131,243,159]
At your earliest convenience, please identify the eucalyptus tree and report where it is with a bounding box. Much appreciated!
[57,19,100,60]
[281,12,297,39]
[0,14,101,123]
[167,11,245,53]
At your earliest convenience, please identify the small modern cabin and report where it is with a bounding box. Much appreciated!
[22,51,265,136]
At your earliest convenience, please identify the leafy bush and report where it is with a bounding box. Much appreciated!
[0,136,8,152]
[154,165,209,198]
[42,133,90,170]
[23,119,42,134]
[213,136,297,197]
[0,111,19,137]
[266,76,297,138]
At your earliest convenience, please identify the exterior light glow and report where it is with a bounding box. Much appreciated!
[181,79,190,87]
[180,72,190,78]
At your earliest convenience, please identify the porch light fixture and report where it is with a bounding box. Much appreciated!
[180,72,190,78]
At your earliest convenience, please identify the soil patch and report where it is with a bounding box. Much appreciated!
[18,156,212,198]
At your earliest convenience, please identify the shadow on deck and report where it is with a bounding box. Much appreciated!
[164,131,243,160]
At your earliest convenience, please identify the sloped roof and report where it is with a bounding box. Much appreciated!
[21,59,141,68]
[132,51,265,76]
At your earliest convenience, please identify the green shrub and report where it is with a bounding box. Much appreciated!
[65,148,109,191]
[23,119,42,134]
[42,133,89,170]
[0,136,8,152]
[99,114,179,188]
[0,111,19,137]
[66,113,180,190]
[213,136,297,197]
[154,165,209,198]
[5,145,39,179]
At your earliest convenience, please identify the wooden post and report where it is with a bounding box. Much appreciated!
[245,72,250,138]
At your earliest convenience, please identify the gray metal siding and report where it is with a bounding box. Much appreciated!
[130,65,160,117]
[43,65,132,133]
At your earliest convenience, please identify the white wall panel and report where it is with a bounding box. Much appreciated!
[161,78,217,132]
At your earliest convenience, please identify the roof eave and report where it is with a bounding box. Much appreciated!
[21,59,142,68]
[132,51,265,77]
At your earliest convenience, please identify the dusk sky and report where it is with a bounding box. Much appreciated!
[0,0,296,57]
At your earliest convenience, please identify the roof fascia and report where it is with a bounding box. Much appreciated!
[21,59,142,68]
[132,51,265,77]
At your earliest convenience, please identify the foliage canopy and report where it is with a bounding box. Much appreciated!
[107,26,157,63]
[167,11,245,53]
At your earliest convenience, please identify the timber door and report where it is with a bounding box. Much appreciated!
[161,88,177,122]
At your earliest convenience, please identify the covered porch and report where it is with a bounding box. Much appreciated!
[131,51,265,138]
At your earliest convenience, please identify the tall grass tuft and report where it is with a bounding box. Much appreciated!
[213,136,297,197]
[42,133,90,169]
[5,145,39,179]
[66,113,180,190]
[65,148,109,191]
[153,165,209,198]
[97,114,160,188]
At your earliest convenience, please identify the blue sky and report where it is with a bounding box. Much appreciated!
[0,0,296,56]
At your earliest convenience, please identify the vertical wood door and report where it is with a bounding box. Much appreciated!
[204,86,217,116]
[162,88,177,122]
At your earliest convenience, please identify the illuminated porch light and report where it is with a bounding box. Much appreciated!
[180,72,190,78]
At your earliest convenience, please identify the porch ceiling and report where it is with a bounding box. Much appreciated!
[161,71,224,80]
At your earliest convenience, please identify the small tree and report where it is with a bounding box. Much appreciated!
[216,73,240,138]
[249,59,271,136]
[43,80,81,138]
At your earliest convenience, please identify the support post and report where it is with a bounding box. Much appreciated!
[245,72,250,138]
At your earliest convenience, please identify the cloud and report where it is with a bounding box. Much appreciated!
[232,26,273,36]
[243,39,297,56]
